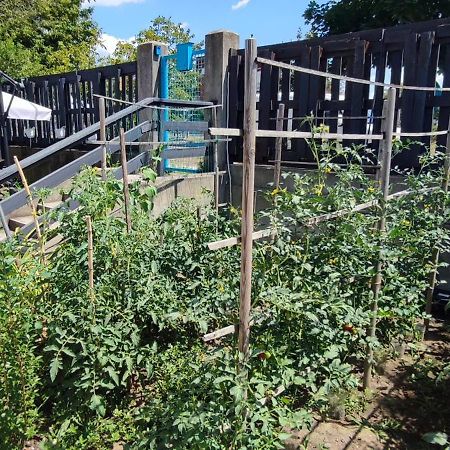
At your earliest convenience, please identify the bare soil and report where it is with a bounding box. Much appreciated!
[286,320,450,449]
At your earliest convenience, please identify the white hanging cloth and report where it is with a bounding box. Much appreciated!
[2,91,52,121]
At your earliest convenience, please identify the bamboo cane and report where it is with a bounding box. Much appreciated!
[85,215,94,302]
[423,117,450,335]
[362,87,396,389]
[212,108,220,213]
[99,97,107,180]
[273,103,285,189]
[119,128,132,233]
[13,156,43,254]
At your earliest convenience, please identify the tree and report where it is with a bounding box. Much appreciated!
[0,0,100,78]
[103,16,197,64]
[303,0,450,37]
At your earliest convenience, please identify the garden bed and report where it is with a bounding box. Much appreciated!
[2,143,450,449]
[287,319,450,449]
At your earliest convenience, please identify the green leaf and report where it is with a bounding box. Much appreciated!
[50,357,62,382]
[422,432,448,446]
[106,366,120,386]
[90,394,106,417]
[323,346,339,360]
[278,432,292,441]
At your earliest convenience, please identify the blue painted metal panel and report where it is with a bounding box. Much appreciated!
[176,43,194,71]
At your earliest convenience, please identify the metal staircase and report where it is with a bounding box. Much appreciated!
[0,97,214,241]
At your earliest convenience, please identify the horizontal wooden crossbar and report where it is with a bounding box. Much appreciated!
[206,186,439,251]
[162,121,210,132]
[207,228,274,251]
[210,127,449,140]
[209,128,384,140]
[161,147,206,159]
[203,325,236,342]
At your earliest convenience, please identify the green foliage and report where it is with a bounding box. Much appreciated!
[1,141,450,448]
[103,16,197,64]
[303,0,450,37]
[0,0,100,78]
[0,240,44,447]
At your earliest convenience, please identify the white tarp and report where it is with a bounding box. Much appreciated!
[2,91,52,121]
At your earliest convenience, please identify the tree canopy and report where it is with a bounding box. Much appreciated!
[0,0,100,79]
[104,16,197,65]
[303,0,450,37]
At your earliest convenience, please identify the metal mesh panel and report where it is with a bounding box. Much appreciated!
[166,52,211,172]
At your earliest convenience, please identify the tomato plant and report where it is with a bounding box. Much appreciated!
[1,141,449,449]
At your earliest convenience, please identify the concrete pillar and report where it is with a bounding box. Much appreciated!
[137,41,168,150]
[204,30,240,169]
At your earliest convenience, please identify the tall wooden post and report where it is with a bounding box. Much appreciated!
[363,87,396,389]
[99,97,107,180]
[238,38,258,362]
[273,103,285,189]
[424,117,450,334]
[119,128,132,233]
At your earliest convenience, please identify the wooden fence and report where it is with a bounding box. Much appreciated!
[228,17,450,168]
[5,61,137,147]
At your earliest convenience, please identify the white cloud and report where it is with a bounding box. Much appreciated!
[231,0,251,10]
[86,0,144,7]
[96,33,134,57]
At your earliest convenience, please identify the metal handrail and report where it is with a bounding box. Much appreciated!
[0,96,215,235]
[0,97,154,182]
[0,96,214,182]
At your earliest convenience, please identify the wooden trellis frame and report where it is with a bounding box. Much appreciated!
[205,38,450,390]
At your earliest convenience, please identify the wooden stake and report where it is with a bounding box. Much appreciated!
[424,117,450,335]
[119,128,132,233]
[99,97,107,180]
[273,103,285,189]
[86,215,95,301]
[238,38,258,363]
[212,108,220,213]
[13,156,43,246]
[363,87,396,389]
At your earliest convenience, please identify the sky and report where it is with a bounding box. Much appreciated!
[88,0,318,56]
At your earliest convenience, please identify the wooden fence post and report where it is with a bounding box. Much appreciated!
[363,87,396,389]
[119,128,132,233]
[273,103,285,189]
[424,117,450,335]
[99,97,107,180]
[238,38,258,363]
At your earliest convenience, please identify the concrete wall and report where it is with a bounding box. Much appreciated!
[152,171,216,216]
[229,163,406,211]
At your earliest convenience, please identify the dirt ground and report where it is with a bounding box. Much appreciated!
[286,320,450,450]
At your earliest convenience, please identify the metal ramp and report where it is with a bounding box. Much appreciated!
[0,97,214,240]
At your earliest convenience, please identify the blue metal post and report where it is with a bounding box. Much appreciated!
[160,55,170,171]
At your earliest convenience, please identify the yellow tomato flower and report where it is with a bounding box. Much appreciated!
[314,184,324,196]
